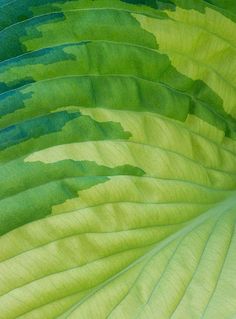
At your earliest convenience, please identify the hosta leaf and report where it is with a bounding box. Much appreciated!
[0,0,236,318]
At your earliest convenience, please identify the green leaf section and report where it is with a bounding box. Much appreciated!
[1,41,235,136]
[0,0,166,31]
[0,0,236,318]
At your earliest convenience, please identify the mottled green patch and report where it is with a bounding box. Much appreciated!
[0,0,68,30]
[0,0,171,32]
[0,89,32,117]
[0,41,157,94]
[8,43,81,66]
[0,9,159,63]
[0,111,80,151]
[0,176,107,235]
[1,70,235,137]
[0,161,145,235]
[166,75,236,138]
[0,113,132,161]
[1,38,234,137]
[170,0,236,21]
[0,160,145,200]
[0,76,190,124]
[188,80,236,138]
[0,12,65,61]
[0,77,35,94]
[0,43,91,93]
[0,42,91,94]
[0,89,33,117]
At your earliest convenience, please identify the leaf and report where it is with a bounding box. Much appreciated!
[0,0,236,318]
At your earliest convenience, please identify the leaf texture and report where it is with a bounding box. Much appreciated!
[0,0,236,318]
